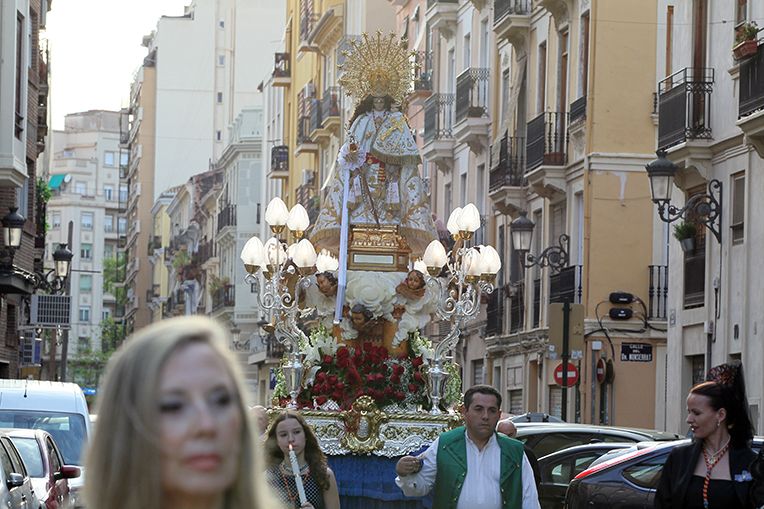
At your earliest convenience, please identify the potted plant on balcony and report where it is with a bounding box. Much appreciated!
[673,221,698,253]
[733,21,760,60]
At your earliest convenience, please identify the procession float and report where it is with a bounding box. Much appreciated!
[239,32,501,508]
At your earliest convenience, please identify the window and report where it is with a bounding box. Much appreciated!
[103,151,115,167]
[74,181,86,195]
[544,453,602,484]
[216,130,222,141]
[736,0,748,26]
[102,309,111,321]
[463,34,471,69]
[80,243,92,260]
[538,42,547,112]
[460,173,467,206]
[119,184,128,202]
[104,215,113,232]
[690,354,705,385]
[444,183,452,218]
[683,186,706,308]
[51,212,61,229]
[622,457,667,489]
[78,307,91,323]
[508,389,523,414]
[118,217,127,234]
[217,92,223,103]
[104,244,114,259]
[120,151,128,167]
[731,172,745,244]
[218,19,224,28]
[15,13,24,139]
[63,149,74,158]
[79,275,92,292]
[471,359,484,385]
[580,12,590,96]
[80,212,93,230]
[104,185,114,201]
[218,55,225,66]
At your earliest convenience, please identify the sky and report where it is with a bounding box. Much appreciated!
[46,0,190,130]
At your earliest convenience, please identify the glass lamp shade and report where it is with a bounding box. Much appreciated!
[423,240,448,269]
[316,249,339,272]
[458,203,481,233]
[446,207,462,236]
[462,248,484,276]
[645,149,677,203]
[1,207,25,249]
[240,236,264,266]
[510,211,535,253]
[286,204,310,232]
[52,243,73,279]
[264,197,289,227]
[293,239,317,268]
[264,237,287,267]
[413,259,428,274]
[481,245,501,274]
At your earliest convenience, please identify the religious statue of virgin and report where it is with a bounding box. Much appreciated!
[310,32,437,258]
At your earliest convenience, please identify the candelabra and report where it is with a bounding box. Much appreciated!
[422,203,501,414]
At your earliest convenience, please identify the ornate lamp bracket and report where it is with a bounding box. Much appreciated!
[524,234,570,273]
[655,179,722,243]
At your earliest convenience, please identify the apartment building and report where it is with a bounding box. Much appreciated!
[0,0,52,377]
[148,189,176,322]
[48,111,126,360]
[655,0,764,434]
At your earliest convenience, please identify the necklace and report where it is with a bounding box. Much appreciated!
[279,463,310,506]
[701,438,730,509]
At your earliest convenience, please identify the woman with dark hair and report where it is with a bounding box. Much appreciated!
[655,361,763,508]
[265,410,340,509]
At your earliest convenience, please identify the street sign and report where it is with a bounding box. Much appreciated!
[596,358,606,384]
[620,343,653,362]
[554,362,579,388]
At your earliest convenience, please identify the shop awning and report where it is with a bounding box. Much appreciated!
[48,174,66,189]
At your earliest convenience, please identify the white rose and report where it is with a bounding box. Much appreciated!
[345,272,397,318]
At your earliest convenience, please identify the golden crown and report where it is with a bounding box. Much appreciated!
[338,31,416,105]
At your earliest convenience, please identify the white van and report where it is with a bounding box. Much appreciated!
[0,380,90,506]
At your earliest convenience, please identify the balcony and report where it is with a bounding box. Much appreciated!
[408,51,434,104]
[194,239,215,266]
[493,0,531,54]
[308,6,344,55]
[549,265,583,304]
[525,111,568,199]
[737,44,764,157]
[272,53,291,87]
[270,145,289,179]
[485,288,505,337]
[321,87,341,136]
[309,97,331,145]
[488,134,526,214]
[217,203,237,233]
[509,283,525,334]
[658,67,714,150]
[147,235,162,255]
[454,68,490,152]
[567,95,587,162]
[648,265,668,320]
[426,0,458,39]
[296,115,319,155]
[298,12,320,53]
[422,93,456,171]
[212,284,236,312]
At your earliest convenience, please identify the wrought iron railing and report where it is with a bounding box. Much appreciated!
[684,237,706,309]
[485,288,504,336]
[490,134,526,190]
[739,44,764,118]
[195,240,215,265]
[509,283,524,333]
[658,67,714,149]
[271,145,289,173]
[267,336,286,359]
[526,111,569,171]
[321,87,341,121]
[300,12,319,43]
[217,203,237,232]
[456,68,490,123]
[413,51,434,91]
[297,115,312,145]
[532,277,541,328]
[273,52,290,78]
[212,284,235,312]
[648,265,669,320]
[494,0,531,23]
[424,93,455,142]
[309,98,322,133]
[569,95,587,124]
[428,0,458,7]
[549,265,583,304]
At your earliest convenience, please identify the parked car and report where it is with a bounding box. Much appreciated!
[514,423,682,458]
[0,431,39,508]
[565,438,764,509]
[0,381,91,508]
[537,442,635,509]
[511,412,565,423]
[6,429,80,509]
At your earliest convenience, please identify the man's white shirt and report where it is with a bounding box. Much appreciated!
[395,431,541,509]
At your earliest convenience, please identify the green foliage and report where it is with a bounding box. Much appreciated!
[672,221,697,241]
[36,178,52,204]
[736,21,760,44]
[208,274,230,294]
[69,317,125,388]
[103,253,127,306]
[172,249,191,271]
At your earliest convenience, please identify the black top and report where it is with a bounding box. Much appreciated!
[655,441,763,509]
[266,464,326,509]
[685,475,741,509]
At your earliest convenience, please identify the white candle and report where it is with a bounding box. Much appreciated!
[288,444,308,505]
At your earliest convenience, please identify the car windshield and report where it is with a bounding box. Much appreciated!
[9,437,44,477]
[0,411,86,465]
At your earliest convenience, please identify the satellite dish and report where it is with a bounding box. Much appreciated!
[63,174,72,183]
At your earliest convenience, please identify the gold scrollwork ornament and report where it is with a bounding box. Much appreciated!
[340,396,388,454]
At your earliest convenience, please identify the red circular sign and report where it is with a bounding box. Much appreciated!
[553,362,579,387]
[596,358,606,384]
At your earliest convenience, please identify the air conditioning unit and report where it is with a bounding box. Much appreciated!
[30,295,71,328]
[303,169,316,185]
[303,82,316,98]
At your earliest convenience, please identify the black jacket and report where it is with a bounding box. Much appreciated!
[655,441,762,509]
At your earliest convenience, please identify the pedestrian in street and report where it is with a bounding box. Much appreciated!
[395,384,541,509]
[264,410,340,509]
[655,361,764,508]
[83,316,278,509]
[497,418,541,490]
[251,404,270,439]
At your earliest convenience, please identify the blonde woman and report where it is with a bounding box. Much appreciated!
[84,316,279,509]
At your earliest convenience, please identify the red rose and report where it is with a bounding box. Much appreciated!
[332,390,344,401]
[335,382,344,390]
[408,383,417,392]
[390,374,400,384]
[316,396,327,406]
[411,356,424,368]
[395,391,405,401]
[413,371,424,383]
[327,375,338,385]
[323,354,334,364]
[316,372,327,382]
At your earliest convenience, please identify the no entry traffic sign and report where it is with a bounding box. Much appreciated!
[553,362,579,388]
[596,358,606,384]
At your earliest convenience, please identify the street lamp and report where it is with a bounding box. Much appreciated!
[34,243,73,294]
[510,211,569,273]
[2,207,25,251]
[645,149,722,243]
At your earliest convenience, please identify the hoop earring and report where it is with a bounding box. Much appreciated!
[716,421,720,429]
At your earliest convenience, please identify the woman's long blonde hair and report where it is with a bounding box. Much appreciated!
[83,316,278,509]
